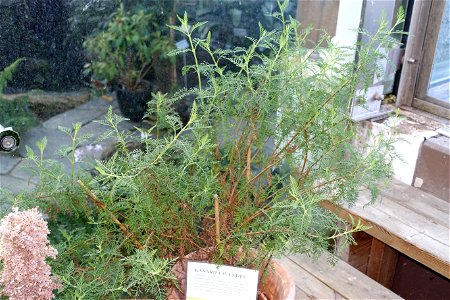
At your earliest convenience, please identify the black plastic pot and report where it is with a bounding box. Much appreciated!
[116,81,152,122]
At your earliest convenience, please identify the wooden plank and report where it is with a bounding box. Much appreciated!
[294,286,310,300]
[396,0,432,106]
[381,180,449,226]
[357,189,450,254]
[278,256,345,299]
[347,231,373,273]
[366,192,449,247]
[2,90,91,107]
[366,238,398,289]
[412,98,450,119]
[398,105,450,126]
[322,198,450,279]
[285,254,403,299]
[323,199,450,277]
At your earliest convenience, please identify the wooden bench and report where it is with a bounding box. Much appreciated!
[321,179,450,286]
[279,253,402,299]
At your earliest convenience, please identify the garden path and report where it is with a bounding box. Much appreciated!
[0,97,141,211]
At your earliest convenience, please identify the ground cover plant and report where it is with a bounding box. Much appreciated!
[1,2,404,299]
[0,59,39,133]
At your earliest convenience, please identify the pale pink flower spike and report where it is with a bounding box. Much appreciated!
[0,207,62,300]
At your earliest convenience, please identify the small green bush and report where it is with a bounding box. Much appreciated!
[83,4,173,90]
[0,59,38,132]
[0,96,39,133]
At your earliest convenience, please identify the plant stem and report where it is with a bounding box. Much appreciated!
[186,32,202,91]
[245,133,253,181]
[214,194,221,245]
[70,127,78,182]
[151,116,193,165]
[250,79,350,184]
[77,180,144,250]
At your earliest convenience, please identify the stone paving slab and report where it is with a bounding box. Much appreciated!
[74,144,105,162]
[17,126,72,159]
[78,120,115,145]
[76,97,118,111]
[1,97,145,197]
[11,156,94,182]
[53,157,95,175]
[9,159,42,184]
[0,154,21,175]
[0,175,36,195]
[0,201,13,217]
[42,98,117,129]
[78,118,141,145]
[43,108,105,130]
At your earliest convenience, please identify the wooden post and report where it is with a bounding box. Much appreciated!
[367,238,399,289]
[396,0,432,107]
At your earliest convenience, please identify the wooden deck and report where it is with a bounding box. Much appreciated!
[280,253,402,299]
[277,179,448,299]
[322,179,450,280]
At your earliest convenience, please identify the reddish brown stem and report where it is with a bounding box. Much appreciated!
[214,194,221,245]
[246,133,253,181]
[299,131,309,178]
[77,180,144,250]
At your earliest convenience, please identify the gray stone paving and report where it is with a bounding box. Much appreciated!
[0,154,21,175]
[42,108,105,130]
[6,160,39,184]
[0,97,140,199]
[0,175,36,194]
[17,126,72,158]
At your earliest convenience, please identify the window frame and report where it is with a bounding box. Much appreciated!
[397,0,450,119]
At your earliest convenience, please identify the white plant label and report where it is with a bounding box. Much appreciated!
[186,261,259,300]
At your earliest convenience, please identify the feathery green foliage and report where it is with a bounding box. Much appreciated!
[10,2,404,298]
[145,92,182,139]
[123,249,176,300]
[57,123,94,182]
[0,59,25,94]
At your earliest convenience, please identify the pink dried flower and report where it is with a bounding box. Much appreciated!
[0,207,61,300]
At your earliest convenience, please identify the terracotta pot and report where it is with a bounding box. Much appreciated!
[167,248,295,300]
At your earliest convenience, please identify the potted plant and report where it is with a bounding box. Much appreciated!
[4,4,404,300]
[152,9,402,298]
[83,4,173,122]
